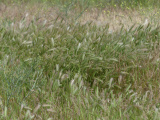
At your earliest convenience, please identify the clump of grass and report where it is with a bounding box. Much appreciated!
[1,2,160,119]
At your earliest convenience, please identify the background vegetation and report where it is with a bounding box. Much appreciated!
[2,0,160,8]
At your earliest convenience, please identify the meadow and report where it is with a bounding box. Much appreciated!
[1,0,160,119]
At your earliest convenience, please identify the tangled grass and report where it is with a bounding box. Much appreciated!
[0,1,160,120]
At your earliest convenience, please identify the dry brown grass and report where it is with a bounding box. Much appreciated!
[0,3,160,32]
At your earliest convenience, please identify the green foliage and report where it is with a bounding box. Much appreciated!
[2,0,160,9]
[0,4,160,119]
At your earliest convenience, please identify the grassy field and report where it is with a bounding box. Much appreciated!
[1,0,160,119]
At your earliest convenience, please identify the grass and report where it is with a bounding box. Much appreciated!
[0,1,160,120]
[2,0,160,10]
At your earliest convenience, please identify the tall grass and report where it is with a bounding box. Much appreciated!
[0,10,160,119]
